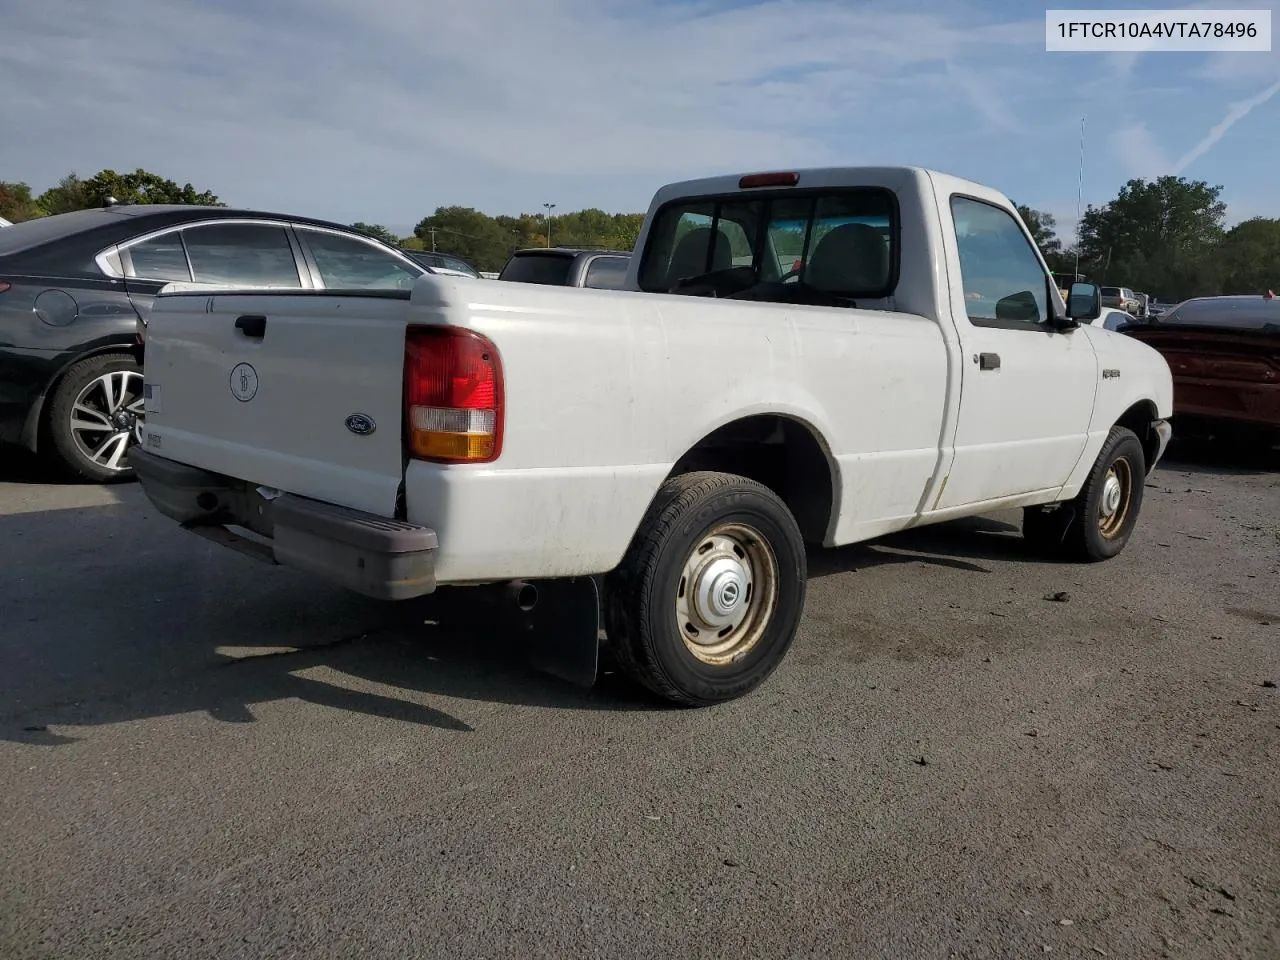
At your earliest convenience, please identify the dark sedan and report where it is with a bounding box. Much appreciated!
[498,248,631,289]
[404,250,482,278]
[0,205,427,482]
[1120,295,1280,444]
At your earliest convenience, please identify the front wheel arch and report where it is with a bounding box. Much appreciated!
[1114,399,1161,473]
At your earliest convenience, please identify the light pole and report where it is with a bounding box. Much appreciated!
[543,202,556,247]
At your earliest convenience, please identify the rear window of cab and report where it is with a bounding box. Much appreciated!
[637,187,897,299]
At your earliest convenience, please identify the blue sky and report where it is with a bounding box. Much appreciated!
[2,0,1278,242]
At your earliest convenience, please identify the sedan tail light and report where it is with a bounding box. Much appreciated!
[0,281,11,293]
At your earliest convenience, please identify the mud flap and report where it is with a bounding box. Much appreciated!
[519,577,601,689]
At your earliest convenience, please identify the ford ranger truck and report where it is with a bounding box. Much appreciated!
[128,166,1174,707]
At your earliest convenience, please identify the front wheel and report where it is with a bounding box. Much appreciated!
[605,472,807,706]
[1024,425,1146,562]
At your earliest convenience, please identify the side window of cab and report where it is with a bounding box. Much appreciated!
[950,196,1050,328]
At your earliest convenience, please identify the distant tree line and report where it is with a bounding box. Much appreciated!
[3,169,1275,295]
[0,169,641,273]
[1016,175,1278,302]
[1,170,221,219]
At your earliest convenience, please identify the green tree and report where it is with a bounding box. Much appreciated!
[36,174,91,215]
[85,169,222,206]
[1216,217,1280,295]
[35,169,222,213]
[350,222,400,245]
[1077,176,1226,299]
[0,181,42,222]
[414,206,519,272]
[1014,204,1063,257]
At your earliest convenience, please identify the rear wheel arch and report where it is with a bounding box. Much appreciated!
[23,343,138,453]
[664,413,838,545]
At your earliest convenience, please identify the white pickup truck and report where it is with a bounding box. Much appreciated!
[129,166,1173,706]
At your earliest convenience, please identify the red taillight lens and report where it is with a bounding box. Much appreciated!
[404,326,503,463]
[0,281,11,294]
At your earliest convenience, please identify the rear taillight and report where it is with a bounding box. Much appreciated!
[404,326,503,463]
[0,281,11,294]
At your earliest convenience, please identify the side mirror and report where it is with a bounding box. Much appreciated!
[1067,281,1101,322]
[995,290,1039,323]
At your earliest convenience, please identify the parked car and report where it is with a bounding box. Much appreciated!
[1100,286,1140,314]
[128,165,1173,707]
[1094,307,1134,331]
[498,247,631,289]
[1120,294,1280,444]
[0,205,427,482]
[403,250,482,279]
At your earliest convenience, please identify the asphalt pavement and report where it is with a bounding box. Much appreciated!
[1,443,1277,960]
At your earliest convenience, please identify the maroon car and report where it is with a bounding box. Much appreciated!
[1120,295,1280,443]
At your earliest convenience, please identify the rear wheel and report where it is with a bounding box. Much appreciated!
[605,471,807,706]
[44,354,144,483]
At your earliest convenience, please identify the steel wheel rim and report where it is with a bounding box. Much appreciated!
[675,522,779,666]
[1097,456,1133,539]
[69,370,144,473]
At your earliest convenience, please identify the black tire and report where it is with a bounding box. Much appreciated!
[604,471,807,706]
[44,353,144,484]
[1061,425,1146,561]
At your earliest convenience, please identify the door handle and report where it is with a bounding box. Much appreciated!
[977,352,1001,371]
[234,314,267,339]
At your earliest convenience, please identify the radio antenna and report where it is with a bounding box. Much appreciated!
[1074,114,1085,277]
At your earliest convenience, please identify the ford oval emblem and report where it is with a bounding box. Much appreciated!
[344,413,376,436]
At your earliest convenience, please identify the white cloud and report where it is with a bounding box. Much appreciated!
[0,0,1273,230]
[1112,123,1174,179]
[1112,75,1280,181]
[943,60,1016,132]
[0,0,1050,218]
[1173,77,1280,173]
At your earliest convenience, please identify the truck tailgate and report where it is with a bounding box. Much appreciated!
[140,290,411,517]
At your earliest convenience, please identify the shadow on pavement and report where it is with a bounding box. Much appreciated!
[2,500,1035,747]
[0,443,139,486]
[809,515,1029,579]
[1159,435,1280,477]
[0,560,655,747]
[0,445,57,484]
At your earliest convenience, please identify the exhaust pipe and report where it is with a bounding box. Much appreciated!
[504,580,538,612]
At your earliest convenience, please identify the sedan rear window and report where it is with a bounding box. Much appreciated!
[126,233,192,281]
[499,252,574,285]
[1161,298,1280,331]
